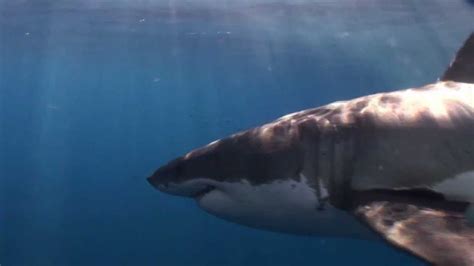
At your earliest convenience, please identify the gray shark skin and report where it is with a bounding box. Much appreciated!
[148,33,474,266]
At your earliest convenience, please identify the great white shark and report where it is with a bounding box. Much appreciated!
[148,33,474,266]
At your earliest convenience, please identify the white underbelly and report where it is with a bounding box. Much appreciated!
[196,176,375,239]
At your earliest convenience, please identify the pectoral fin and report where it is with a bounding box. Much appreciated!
[350,190,474,266]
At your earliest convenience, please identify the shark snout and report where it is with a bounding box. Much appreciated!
[147,159,179,192]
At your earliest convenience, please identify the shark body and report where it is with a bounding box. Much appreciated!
[148,33,474,266]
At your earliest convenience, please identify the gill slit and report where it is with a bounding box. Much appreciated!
[317,122,356,210]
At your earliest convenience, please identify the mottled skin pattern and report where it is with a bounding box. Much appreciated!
[294,82,474,197]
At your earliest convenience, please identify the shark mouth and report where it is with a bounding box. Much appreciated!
[192,185,216,200]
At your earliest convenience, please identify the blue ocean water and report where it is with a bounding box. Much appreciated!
[1,1,473,265]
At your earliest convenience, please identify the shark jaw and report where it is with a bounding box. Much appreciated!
[147,175,218,199]
[148,171,376,239]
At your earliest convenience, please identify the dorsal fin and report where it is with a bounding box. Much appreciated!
[441,32,474,83]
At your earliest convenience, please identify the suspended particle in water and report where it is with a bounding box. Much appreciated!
[336,32,349,39]
[47,104,59,110]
